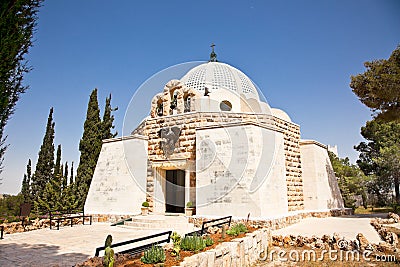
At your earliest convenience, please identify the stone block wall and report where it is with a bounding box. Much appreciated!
[133,112,304,212]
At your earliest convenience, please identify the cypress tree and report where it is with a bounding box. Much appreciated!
[21,159,32,203]
[70,161,74,185]
[0,0,43,174]
[31,107,55,210]
[63,161,68,191]
[54,144,62,177]
[101,94,118,140]
[75,89,102,208]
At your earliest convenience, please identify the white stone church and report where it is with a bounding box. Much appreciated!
[85,51,344,219]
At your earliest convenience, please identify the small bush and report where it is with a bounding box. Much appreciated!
[204,235,214,246]
[141,244,165,264]
[170,232,181,257]
[186,201,193,208]
[226,223,248,236]
[181,234,206,252]
[142,201,149,207]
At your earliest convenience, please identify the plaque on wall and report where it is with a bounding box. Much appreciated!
[159,126,181,157]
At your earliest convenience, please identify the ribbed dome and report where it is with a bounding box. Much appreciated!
[180,62,260,100]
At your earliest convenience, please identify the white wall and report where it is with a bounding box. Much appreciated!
[300,140,344,210]
[84,136,148,215]
[196,124,288,218]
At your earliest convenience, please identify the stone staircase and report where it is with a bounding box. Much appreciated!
[121,214,199,235]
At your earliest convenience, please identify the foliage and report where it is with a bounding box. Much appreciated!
[204,235,214,246]
[226,223,248,236]
[75,89,102,209]
[170,231,181,257]
[141,244,166,264]
[21,159,32,203]
[186,201,193,208]
[355,119,400,205]
[31,108,55,212]
[103,235,114,267]
[180,234,206,252]
[0,194,24,219]
[350,45,400,121]
[142,201,149,207]
[0,0,42,174]
[101,94,118,140]
[328,152,369,209]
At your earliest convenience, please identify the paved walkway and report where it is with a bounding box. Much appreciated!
[0,216,384,266]
[272,216,381,243]
[0,223,156,267]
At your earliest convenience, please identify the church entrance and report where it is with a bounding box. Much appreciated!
[165,170,185,213]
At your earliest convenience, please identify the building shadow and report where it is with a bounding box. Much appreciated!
[0,242,89,267]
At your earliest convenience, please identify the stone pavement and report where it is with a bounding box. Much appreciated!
[0,223,156,267]
[272,216,382,243]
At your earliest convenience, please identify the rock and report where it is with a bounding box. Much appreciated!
[356,233,370,251]
[377,241,394,253]
[389,212,400,223]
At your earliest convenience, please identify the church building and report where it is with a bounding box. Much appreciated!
[85,48,344,219]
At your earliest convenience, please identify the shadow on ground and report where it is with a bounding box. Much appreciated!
[0,242,88,267]
[340,212,388,219]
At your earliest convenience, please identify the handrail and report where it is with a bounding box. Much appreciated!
[186,216,232,236]
[95,230,172,257]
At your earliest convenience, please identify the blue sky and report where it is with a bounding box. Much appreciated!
[1,0,399,194]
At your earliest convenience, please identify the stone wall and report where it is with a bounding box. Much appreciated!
[133,111,304,212]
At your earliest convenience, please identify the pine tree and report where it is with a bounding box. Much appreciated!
[75,89,102,208]
[31,108,55,210]
[36,172,62,212]
[101,94,118,140]
[21,159,32,203]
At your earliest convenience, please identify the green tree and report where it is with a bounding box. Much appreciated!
[36,172,62,212]
[62,161,68,191]
[54,144,62,177]
[0,0,43,174]
[21,159,32,203]
[329,152,369,209]
[75,89,102,208]
[101,94,118,140]
[355,119,400,205]
[31,108,55,210]
[350,46,400,121]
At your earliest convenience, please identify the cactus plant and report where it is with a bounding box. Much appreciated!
[103,235,114,267]
[141,244,166,264]
[170,232,181,257]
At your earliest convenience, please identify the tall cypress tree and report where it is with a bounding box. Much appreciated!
[54,144,62,177]
[0,0,43,174]
[31,107,55,209]
[75,89,102,208]
[21,159,32,203]
[70,161,74,185]
[101,94,118,140]
[63,161,68,191]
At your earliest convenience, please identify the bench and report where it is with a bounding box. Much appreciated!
[186,216,232,237]
[49,210,92,230]
[95,231,172,257]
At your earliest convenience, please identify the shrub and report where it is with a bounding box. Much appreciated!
[186,201,193,208]
[103,235,114,267]
[141,244,166,264]
[142,201,149,207]
[181,234,206,252]
[226,223,248,236]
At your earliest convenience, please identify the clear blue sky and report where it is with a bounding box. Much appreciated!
[1,0,399,194]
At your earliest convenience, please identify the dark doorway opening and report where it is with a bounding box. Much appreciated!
[166,170,185,213]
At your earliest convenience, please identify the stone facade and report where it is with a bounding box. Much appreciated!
[133,111,305,214]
